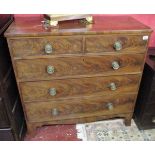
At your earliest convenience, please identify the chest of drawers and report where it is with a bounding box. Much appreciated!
[5,16,152,133]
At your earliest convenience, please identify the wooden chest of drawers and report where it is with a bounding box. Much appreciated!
[5,16,152,133]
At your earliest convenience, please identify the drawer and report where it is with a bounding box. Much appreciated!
[85,35,148,53]
[25,93,136,122]
[15,54,144,81]
[20,74,140,102]
[10,36,83,57]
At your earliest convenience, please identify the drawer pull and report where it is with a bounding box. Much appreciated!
[45,44,53,54]
[47,65,55,74]
[106,103,114,111]
[51,108,59,116]
[112,61,120,70]
[152,117,155,123]
[114,41,122,51]
[49,88,57,96]
[109,82,117,91]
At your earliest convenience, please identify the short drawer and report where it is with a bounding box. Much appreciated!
[15,54,144,81]
[20,74,140,102]
[25,93,136,122]
[85,35,148,53]
[9,36,83,57]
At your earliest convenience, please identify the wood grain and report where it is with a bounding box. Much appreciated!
[20,74,140,102]
[25,93,136,122]
[10,36,83,57]
[15,54,144,81]
[85,35,147,53]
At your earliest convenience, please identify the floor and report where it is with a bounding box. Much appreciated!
[25,124,80,141]
[24,120,155,141]
[76,119,155,141]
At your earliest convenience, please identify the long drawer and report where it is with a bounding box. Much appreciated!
[9,36,83,57]
[85,35,147,53]
[15,54,144,81]
[25,93,136,123]
[20,74,140,102]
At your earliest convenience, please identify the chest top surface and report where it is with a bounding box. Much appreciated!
[5,15,152,37]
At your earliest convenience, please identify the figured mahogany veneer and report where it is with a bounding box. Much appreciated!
[9,34,147,58]
[15,54,144,81]
[10,36,83,57]
[25,93,136,123]
[85,35,147,53]
[20,75,140,102]
[5,15,152,134]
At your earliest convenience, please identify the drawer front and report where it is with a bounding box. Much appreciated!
[20,75,140,102]
[15,54,144,81]
[85,35,148,53]
[25,93,136,122]
[10,36,83,57]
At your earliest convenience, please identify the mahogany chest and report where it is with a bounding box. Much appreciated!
[5,15,152,133]
[134,48,155,129]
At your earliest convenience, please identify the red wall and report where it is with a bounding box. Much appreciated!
[129,14,155,47]
[14,14,155,47]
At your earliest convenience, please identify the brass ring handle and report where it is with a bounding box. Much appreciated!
[109,82,117,91]
[114,41,122,51]
[49,88,57,96]
[112,61,120,70]
[45,44,53,54]
[106,103,114,111]
[51,108,59,116]
[47,65,55,74]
